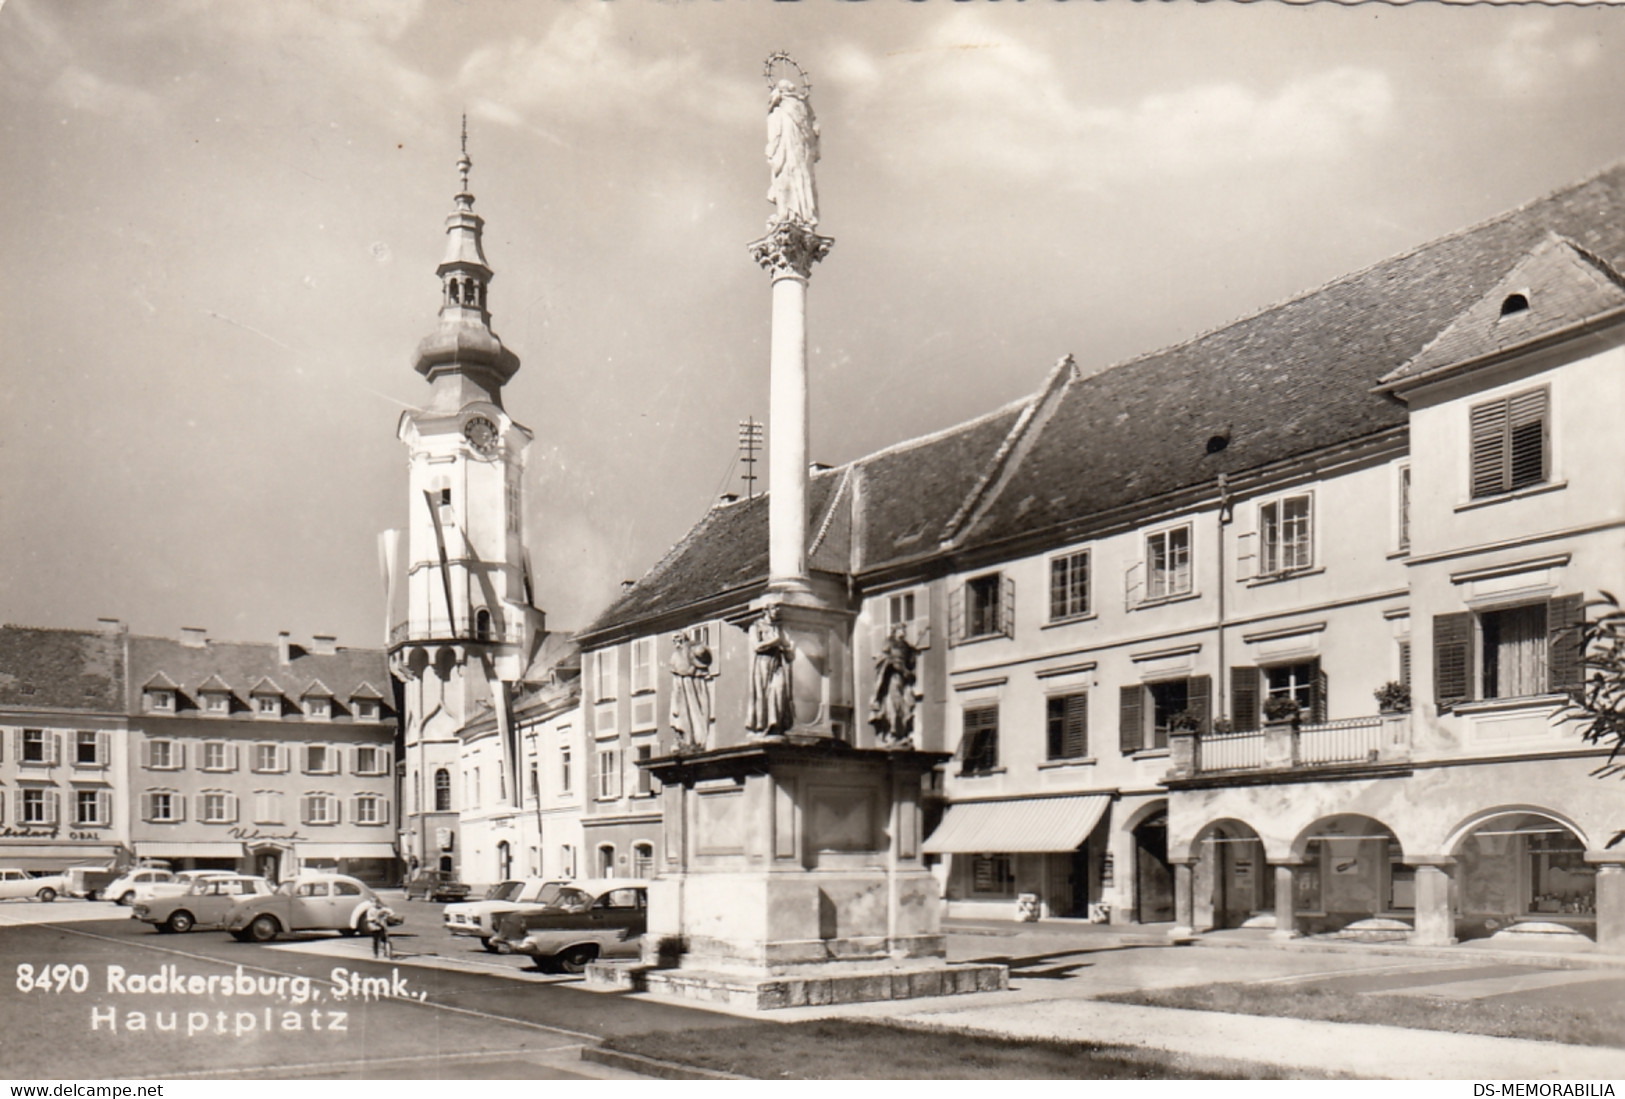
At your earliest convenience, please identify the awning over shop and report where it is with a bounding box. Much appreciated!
[135,842,245,858]
[294,843,398,859]
[0,845,122,870]
[923,795,1110,855]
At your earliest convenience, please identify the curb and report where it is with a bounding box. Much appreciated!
[580,1045,751,1081]
[1192,934,1625,971]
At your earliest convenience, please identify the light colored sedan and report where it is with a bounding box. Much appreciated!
[131,869,236,906]
[0,869,64,903]
[444,878,568,951]
[225,873,391,943]
[104,868,174,906]
[133,875,273,933]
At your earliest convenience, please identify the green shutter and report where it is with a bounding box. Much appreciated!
[1231,667,1260,731]
[1548,594,1587,693]
[1187,675,1212,734]
[1434,612,1474,708]
[1119,686,1143,754]
[1312,664,1329,725]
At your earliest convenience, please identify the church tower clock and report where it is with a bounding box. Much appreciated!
[387,126,543,877]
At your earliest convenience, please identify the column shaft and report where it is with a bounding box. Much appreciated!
[1170,861,1196,941]
[1271,864,1299,940]
[1410,863,1456,946]
[769,273,809,587]
[1594,863,1625,953]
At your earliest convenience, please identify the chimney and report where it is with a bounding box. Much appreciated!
[277,631,291,666]
[180,626,207,648]
[620,580,636,592]
[311,634,337,656]
[96,617,125,635]
[717,493,740,506]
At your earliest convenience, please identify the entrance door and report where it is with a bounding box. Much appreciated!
[1135,818,1174,923]
[254,850,281,884]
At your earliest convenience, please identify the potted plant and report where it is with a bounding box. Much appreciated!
[1263,695,1302,725]
[1211,717,1234,736]
[1373,680,1411,714]
[1169,708,1203,734]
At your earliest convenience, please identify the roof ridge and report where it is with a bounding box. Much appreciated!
[1073,159,1625,390]
[853,394,1031,466]
[807,466,853,560]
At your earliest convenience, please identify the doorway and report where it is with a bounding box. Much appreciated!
[1134,814,1174,923]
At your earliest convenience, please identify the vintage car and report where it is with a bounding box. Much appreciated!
[61,864,120,901]
[489,879,650,973]
[0,868,65,903]
[404,869,471,903]
[131,869,237,906]
[104,867,176,906]
[444,878,568,951]
[224,873,392,943]
[132,874,273,933]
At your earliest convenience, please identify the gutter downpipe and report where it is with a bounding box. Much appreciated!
[1216,473,1233,747]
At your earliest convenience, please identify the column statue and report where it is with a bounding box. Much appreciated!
[766,79,820,229]
[668,633,716,751]
[746,605,795,737]
[869,624,923,747]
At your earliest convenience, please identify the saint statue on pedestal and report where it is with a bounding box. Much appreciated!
[869,624,923,747]
[746,605,795,738]
[766,78,820,229]
[669,633,715,751]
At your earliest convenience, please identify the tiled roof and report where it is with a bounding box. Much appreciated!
[142,671,179,690]
[300,679,335,699]
[0,626,124,711]
[126,635,391,720]
[1379,233,1625,390]
[959,163,1625,550]
[577,161,1625,639]
[196,673,231,693]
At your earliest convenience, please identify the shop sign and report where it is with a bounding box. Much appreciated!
[0,825,60,839]
[228,826,306,843]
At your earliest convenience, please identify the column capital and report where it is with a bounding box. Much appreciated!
[1404,855,1457,869]
[749,223,834,279]
[1267,857,1309,868]
[1585,851,1625,867]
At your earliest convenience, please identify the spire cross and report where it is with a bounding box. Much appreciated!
[457,114,472,194]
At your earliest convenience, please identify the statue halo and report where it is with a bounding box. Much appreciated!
[763,51,812,97]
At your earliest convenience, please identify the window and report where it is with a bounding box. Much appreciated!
[953,573,1013,643]
[632,842,654,878]
[470,767,481,809]
[529,763,539,801]
[146,791,179,823]
[560,844,576,879]
[1470,387,1549,498]
[202,742,234,772]
[634,743,653,796]
[1146,525,1193,601]
[74,731,102,767]
[256,695,280,717]
[147,740,177,770]
[1397,464,1411,552]
[559,745,572,794]
[1231,664,1325,729]
[1433,595,1584,708]
[1120,676,1210,751]
[22,788,54,824]
[355,746,386,776]
[598,748,620,799]
[354,699,379,721]
[597,845,616,877]
[969,854,1015,897]
[1265,662,1319,717]
[306,744,339,774]
[75,789,107,827]
[593,650,617,701]
[355,795,386,825]
[498,765,507,802]
[1483,603,1549,700]
[1049,550,1091,621]
[204,692,229,714]
[302,794,338,825]
[21,729,48,764]
[201,792,235,823]
[506,481,521,534]
[306,697,331,720]
[147,689,174,712]
[254,791,283,824]
[958,705,999,775]
[253,744,282,773]
[1260,494,1313,575]
[1046,693,1089,760]
[889,591,917,628]
[632,638,655,694]
[434,768,452,811]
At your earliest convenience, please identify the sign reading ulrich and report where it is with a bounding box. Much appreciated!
[228,827,306,843]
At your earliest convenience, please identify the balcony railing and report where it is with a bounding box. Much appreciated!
[1178,713,1410,777]
[388,621,525,646]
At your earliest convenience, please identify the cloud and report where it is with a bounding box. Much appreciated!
[840,14,1393,191]
[454,5,758,135]
[1489,16,1601,96]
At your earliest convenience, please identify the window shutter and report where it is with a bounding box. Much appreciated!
[1434,612,1474,708]
[0,789,5,824]
[11,729,20,760]
[1001,575,1016,639]
[1123,562,1143,611]
[96,732,110,766]
[1507,388,1548,490]
[352,797,362,823]
[1065,694,1088,758]
[1548,594,1587,693]
[329,795,341,825]
[383,748,394,775]
[1312,664,1329,725]
[1470,397,1510,497]
[229,744,239,771]
[1230,667,1260,731]
[226,793,239,824]
[47,733,60,767]
[1187,675,1212,734]
[280,745,291,773]
[140,792,153,822]
[947,585,965,647]
[1235,531,1257,583]
[301,795,313,825]
[44,791,59,825]
[140,740,150,769]
[1119,686,1144,753]
[174,742,185,770]
[97,790,112,825]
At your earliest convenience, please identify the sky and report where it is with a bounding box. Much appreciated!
[3,0,1625,652]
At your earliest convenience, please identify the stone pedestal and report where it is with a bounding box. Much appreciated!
[1408,857,1457,946]
[1169,859,1197,942]
[590,739,1006,1008]
[1270,861,1302,941]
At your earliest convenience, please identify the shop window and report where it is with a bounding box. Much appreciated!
[969,854,1015,897]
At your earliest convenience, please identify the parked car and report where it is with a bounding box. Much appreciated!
[224,873,394,943]
[61,864,120,901]
[0,869,65,903]
[444,878,569,951]
[489,879,650,973]
[104,867,176,906]
[404,869,471,903]
[133,869,237,905]
[132,875,273,933]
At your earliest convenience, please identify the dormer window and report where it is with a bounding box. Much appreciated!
[306,697,331,720]
[203,693,229,715]
[256,695,280,717]
[355,700,379,721]
[1499,292,1530,317]
[147,689,175,713]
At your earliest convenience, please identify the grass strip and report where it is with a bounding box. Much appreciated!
[599,1018,1344,1080]
[1103,982,1624,1049]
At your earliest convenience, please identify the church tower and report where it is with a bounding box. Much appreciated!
[387,126,543,877]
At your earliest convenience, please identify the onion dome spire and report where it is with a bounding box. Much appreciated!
[413,116,520,411]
